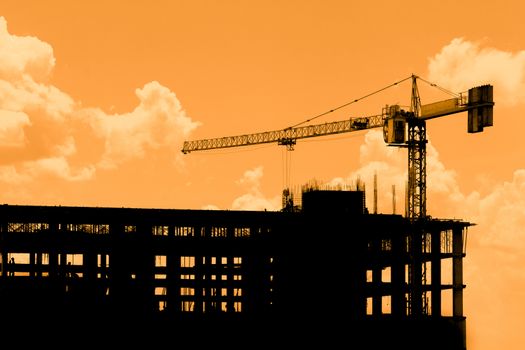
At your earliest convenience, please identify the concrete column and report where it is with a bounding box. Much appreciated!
[36,253,42,277]
[59,252,67,278]
[410,230,423,316]
[136,224,155,314]
[109,223,125,312]
[167,253,180,312]
[372,265,382,316]
[48,223,59,279]
[29,252,35,278]
[431,230,441,317]
[0,222,7,278]
[84,252,97,280]
[194,253,204,313]
[391,233,405,317]
[347,254,366,321]
[0,251,7,278]
[452,226,464,317]
[350,262,367,319]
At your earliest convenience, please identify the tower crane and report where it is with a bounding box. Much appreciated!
[182,74,494,221]
[182,74,494,317]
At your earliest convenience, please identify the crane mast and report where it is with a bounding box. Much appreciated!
[408,75,426,221]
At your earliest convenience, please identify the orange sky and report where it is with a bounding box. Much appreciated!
[1,1,525,348]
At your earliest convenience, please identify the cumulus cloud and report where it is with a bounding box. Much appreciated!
[451,168,525,350]
[0,16,200,198]
[327,129,461,216]
[27,157,96,182]
[0,110,31,147]
[428,38,525,106]
[0,165,31,184]
[0,17,55,82]
[231,166,281,211]
[468,169,525,251]
[88,81,200,169]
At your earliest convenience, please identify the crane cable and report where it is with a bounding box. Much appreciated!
[416,76,460,98]
[287,75,413,129]
[287,74,459,130]
[281,148,292,191]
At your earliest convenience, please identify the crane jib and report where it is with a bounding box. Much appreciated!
[181,114,385,153]
[181,83,493,154]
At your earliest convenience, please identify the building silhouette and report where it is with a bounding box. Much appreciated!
[0,189,470,349]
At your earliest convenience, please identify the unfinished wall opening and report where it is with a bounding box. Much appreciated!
[382,267,391,283]
[234,227,250,237]
[366,297,373,315]
[124,225,136,233]
[152,226,169,236]
[7,222,49,233]
[210,227,228,238]
[441,229,453,254]
[382,295,392,314]
[424,261,431,285]
[182,300,194,312]
[367,270,373,283]
[181,256,195,268]
[174,226,194,237]
[425,290,432,315]
[442,289,453,316]
[441,258,453,285]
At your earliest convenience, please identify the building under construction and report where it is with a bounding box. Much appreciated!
[0,188,470,349]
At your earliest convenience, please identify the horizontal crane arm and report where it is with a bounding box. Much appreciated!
[181,84,494,153]
[182,114,385,153]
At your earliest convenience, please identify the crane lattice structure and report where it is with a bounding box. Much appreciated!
[181,74,494,315]
[182,75,493,220]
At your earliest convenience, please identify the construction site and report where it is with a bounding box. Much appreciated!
[0,76,493,348]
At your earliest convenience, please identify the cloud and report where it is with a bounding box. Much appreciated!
[27,157,96,182]
[88,81,201,169]
[0,16,80,181]
[469,169,525,251]
[328,129,462,216]
[0,165,31,184]
[236,166,265,187]
[0,110,31,147]
[0,16,200,201]
[231,166,281,211]
[428,38,525,106]
[0,17,55,82]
